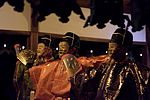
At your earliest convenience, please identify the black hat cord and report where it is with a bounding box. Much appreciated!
[121,15,132,46]
[62,34,74,47]
[41,34,52,47]
[123,16,135,61]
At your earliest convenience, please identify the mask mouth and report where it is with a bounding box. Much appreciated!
[58,50,68,57]
[107,49,117,56]
[37,50,43,56]
[108,50,113,55]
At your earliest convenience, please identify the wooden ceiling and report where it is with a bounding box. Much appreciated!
[76,0,131,13]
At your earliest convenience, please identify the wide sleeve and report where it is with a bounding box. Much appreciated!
[34,60,71,100]
[29,65,44,90]
[77,55,108,68]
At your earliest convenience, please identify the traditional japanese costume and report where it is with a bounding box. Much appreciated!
[30,32,81,100]
[14,49,36,100]
[96,28,150,100]
[70,55,109,100]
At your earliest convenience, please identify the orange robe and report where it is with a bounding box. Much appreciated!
[29,63,47,90]
[30,59,71,100]
[29,54,109,100]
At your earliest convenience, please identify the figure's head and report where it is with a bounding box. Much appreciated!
[108,28,133,56]
[37,43,45,57]
[14,43,21,55]
[58,32,80,58]
[58,41,70,58]
[37,35,52,57]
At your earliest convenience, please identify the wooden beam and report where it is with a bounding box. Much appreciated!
[76,0,131,14]
[76,0,89,8]
[123,0,131,14]
[0,29,30,36]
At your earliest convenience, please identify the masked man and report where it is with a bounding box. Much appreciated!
[13,49,36,100]
[30,32,81,100]
[96,28,150,100]
[33,35,54,66]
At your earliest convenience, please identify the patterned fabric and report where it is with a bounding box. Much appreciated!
[29,54,108,100]
[17,49,36,66]
[29,63,49,90]
[14,49,36,100]
[31,54,82,100]
[70,55,109,100]
[34,60,71,100]
[14,61,33,100]
[95,50,150,100]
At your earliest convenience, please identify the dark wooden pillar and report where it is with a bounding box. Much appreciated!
[146,26,150,67]
[29,10,39,52]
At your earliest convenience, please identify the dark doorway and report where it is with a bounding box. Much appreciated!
[79,41,108,57]
[0,34,28,49]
